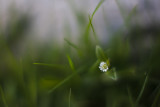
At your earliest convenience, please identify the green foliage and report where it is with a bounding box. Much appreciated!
[83,0,105,45]
[67,55,75,72]
[96,45,106,61]
[0,1,160,107]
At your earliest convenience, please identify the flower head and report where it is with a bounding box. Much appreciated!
[99,61,108,72]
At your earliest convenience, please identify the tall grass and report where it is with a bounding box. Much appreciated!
[0,0,160,107]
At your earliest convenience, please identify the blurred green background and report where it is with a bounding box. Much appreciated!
[0,0,160,107]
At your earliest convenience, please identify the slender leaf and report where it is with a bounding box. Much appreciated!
[115,0,137,28]
[89,59,100,72]
[64,38,79,50]
[69,88,71,107]
[0,86,8,107]
[96,45,106,60]
[135,74,149,106]
[48,66,86,94]
[107,68,117,81]
[127,87,134,107]
[151,85,160,107]
[91,0,105,20]
[84,0,105,43]
[67,55,75,72]
[33,63,68,70]
[88,15,99,44]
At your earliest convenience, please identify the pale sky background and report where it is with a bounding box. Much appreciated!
[0,0,160,43]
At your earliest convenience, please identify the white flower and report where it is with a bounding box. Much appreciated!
[99,61,108,72]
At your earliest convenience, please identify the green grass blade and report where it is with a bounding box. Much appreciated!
[91,0,105,20]
[48,73,74,94]
[115,0,137,28]
[67,55,75,72]
[84,0,105,43]
[33,63,56,66]
[127,87,134,107]
[113,70,117,80]
[88,15,99,44]
[33,63,67,70]
[89,59,100,72]
[125,5,137,27]
[96,45,106,60]
[135,74,149,106]
[64,38,83,56]
[107,68,117,81]
[69,88,71,107]
[0,86,8,107]
[151,85,160,107]
[115,0,125,19]
[48,66,86,94]
[64,38,79,50]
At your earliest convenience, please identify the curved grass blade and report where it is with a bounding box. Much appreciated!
[66,55,75,72]
[135,73,149,106]
[64,38,79,50]
[84,0,105,43]
[64,38,83,56]
[96,45,106,60]
[115,0,137,28]
[0,86,8,107]
[127,87,134,107]
[48,66,86,94]
[151,84,160,107]
[89,59,100,72]
[88,15,99,44]
[91,0,105,20]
